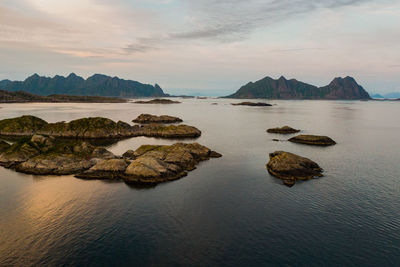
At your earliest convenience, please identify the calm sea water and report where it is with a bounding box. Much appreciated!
[0,99,399,266]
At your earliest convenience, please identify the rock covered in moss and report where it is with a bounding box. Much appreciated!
[133,114,183,124]
[267,126,300,134]
[0,140,11,152]
[133,99,181,104]
[266,151,323,186]
[78,143,222,184]
[231,102,272,106]
[138,124,201,138]
[288,135,336,146]
[0,115,48,136]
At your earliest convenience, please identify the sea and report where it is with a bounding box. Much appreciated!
[0,99,399,266]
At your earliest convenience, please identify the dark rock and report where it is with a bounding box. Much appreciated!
[266,151,323,186]
[133,99,181,104]
[133,114,183,124]
[122,150,136,159]
[267,126,300,134]
[0,140,11,152]
[76,159,130,180]
[288,135,336,146]
[231,102,272,106]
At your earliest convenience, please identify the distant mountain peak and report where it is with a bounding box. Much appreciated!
[0,73,166,98]
[226,75,371,100]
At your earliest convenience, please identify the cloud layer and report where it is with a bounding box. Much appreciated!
[0,0,399,94]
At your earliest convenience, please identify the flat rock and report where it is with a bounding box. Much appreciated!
[76,159,129,180]
[288,134,336,146]
[267,126,300,134]
[266,151,323,186]
[138,124,201,138]
[231,102,272,106]
[133,99,181,104]
[133,114,183,124]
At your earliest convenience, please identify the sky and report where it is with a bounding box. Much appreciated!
[0,0,399,96]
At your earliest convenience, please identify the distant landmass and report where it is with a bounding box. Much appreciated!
[225,76,371,100]
[0,73,166,97]
[0,90,126,103]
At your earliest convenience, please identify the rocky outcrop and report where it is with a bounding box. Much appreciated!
[133,99,181,104]
[78,143,222,184]
[133,114,183,124]
[0,116,201,139]
[266,151,323,186]
[0,135,116,174]
[288,135,336,146]
[267,126,300,134]
[0,140,11,152]
[231,102,272,106]
[137,124,201,138]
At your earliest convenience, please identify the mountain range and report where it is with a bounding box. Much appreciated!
[371,92,400,99]
[225,76,371,100]
[0,73,166,97]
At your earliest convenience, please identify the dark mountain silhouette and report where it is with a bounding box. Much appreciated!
[225,76,371,100]
[0,73,166,97]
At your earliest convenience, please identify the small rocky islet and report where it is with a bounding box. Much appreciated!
[133,99,181,104]
[0,115,201,139]
[267,126,300,134]
[231,102,272,106]
[288,134,336,146]
[0,136,221,184]
[266,151,323,187]
[133,114,183,124]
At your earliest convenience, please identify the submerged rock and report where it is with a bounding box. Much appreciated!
[267,126,300,134]
[138,124,201,138]
[133,99,181,104]
[231,102,272,106]
[266,151,323,186]
[133,114,183,124]
[78,143,222,184]
[288,135,336,146]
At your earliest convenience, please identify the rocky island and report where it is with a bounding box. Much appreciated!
[288,135,336,146]
[133,114,183,124]
[225,76,371,100]
[267,126,300,134]
[0,134,221,184]
[0,115,201,139]
[266,151,323,186]
[77,143,222,184]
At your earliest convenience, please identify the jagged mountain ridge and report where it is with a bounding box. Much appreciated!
[226,76,371,99]
[0,73,166,97]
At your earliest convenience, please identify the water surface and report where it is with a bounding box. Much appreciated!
[0,99,399,266]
